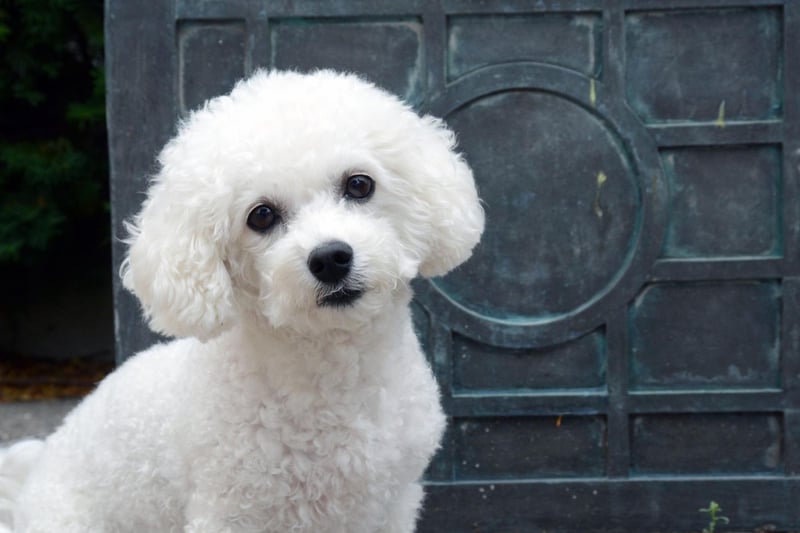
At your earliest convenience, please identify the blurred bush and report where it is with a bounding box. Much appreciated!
[0,0,107,271]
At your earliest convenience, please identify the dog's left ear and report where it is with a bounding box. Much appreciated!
[120,154,236,341]
[411,116,485,278]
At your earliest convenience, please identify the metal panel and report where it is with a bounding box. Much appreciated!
[106,0,800,530]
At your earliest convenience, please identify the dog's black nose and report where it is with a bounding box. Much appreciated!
[308,241,353,284]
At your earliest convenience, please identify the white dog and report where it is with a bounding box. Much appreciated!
[0,70,483,532]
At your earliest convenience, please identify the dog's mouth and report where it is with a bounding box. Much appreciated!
[317,286,364,307]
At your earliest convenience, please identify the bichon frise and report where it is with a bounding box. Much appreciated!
[0,70,484,532]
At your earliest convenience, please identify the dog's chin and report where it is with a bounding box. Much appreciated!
[262,271,410,335]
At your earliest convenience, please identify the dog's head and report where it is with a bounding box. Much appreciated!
[122,70,484,339]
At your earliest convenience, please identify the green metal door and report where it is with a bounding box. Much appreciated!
[107,1,800,530]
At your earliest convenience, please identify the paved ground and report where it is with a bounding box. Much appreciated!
[0,399,79,446]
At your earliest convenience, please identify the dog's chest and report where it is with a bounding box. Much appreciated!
[213,362,423,530]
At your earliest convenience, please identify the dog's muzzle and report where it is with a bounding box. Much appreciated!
[308,240,363,307]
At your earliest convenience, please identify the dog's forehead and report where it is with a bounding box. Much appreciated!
[220,130,381,212]
[168,71,416,206]
[245,147,370,202]
[221,91,396,184]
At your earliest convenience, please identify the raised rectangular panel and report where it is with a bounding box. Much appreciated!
[629,282,780,390]
[661,145,781,258]
[270,18,424,104]
[178,20,246,114]
[631,413,782,475]
[453,416,607,480]
[447,13,602,81]
[626,7,782,124]
[452,331,605,392]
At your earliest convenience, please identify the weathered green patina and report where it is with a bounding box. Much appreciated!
[107,1,800,530]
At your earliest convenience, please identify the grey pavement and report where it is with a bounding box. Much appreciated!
[0,400,79,446]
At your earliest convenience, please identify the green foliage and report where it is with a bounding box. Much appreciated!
[699,501,730,533]
[0,0,107,266]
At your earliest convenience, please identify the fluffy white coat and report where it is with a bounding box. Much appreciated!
[0,70,484,533]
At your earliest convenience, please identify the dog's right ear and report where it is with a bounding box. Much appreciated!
[121,153,236,341]
[410,116,485,278]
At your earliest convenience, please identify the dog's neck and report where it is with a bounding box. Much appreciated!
[219,293,415,376]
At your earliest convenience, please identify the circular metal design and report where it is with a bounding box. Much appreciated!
[439,90,639,319]
[417,64,667,348]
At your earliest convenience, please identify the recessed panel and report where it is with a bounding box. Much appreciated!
[438,90,639,320]
[178,21,246,114]
[631,413,782,475]
[630,282,780,390]
[452,331,605,392]
[454,416,607,480]
[626,8,782,123]
[447,13,601,80]
[661,146,781,258]
[270,18,423,104]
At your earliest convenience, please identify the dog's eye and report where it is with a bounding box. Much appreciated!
[246,204,278,233]
[344,174,375,200]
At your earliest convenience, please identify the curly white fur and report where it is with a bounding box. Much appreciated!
[0,70,483,533]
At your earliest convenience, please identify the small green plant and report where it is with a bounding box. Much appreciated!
[699,501,729,533]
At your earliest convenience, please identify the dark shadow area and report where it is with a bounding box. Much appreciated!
[0,0,113,400]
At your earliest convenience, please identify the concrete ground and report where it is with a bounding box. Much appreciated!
[0,399,79,446]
